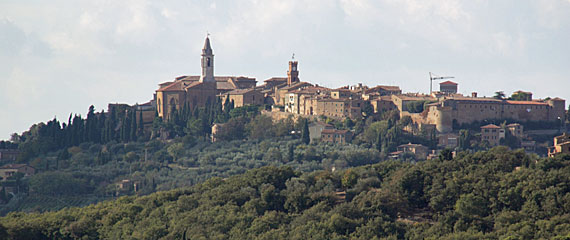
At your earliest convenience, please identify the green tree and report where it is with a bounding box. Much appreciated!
[494,91,506,100]
[167,142,184,162]
[302,119,310,145]
[376,128,382,152]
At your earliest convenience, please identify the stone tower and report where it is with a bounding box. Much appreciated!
[287,61,299,86]
[199,36,215,83]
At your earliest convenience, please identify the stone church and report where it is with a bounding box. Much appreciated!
[155,37,256,120]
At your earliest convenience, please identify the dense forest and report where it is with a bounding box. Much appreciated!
[1,148,569,239]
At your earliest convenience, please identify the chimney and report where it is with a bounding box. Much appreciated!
[471,92,478,98]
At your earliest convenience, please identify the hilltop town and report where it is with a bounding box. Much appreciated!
[130,36,567,157]
[1,37,570,240]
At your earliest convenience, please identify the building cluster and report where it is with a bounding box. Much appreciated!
[126,36,568,158]
[549,133,570,157]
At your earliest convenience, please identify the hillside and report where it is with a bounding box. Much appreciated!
[1,148,569,239]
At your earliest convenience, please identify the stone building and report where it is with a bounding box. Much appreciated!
[548,133,570,157]
[365,85,402,96]
[391,94,436,112]
[416,96,566,133]
[315,98,364,119]
[221,89,264,108]
[439,81,458,94]
[506,123,524,138]
[308,121,333,142]
[481,124,505,146]
[155,37,256,120]
[321,129,352,144]
[285,86,330,114]
[0,164,35,181]
[370,96,397,113]
[396,143,429,159]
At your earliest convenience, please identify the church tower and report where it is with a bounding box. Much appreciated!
[199,36,215,83]
[287,60,299,86]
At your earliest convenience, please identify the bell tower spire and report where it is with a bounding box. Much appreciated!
[287,54,299,86]
[200,34,215,83]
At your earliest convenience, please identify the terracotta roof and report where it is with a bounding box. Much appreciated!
[281,82,313,91]
[0,164,33,169]
[514,90,532,94]
[504,100,548,106]
[506,123,521,127]
[365,85,401,93]
[394,95,435,101]
[226,88,258,95]
[321,129,350,134]
[550,97,564,101]
[184,81,204,89]
[440,81,458,85]
[216,81,236,90]
[264,77,287,82]
[398,143,426,148]
[157,82,184,92]
[481,124,501,129]
[290,86,330,95]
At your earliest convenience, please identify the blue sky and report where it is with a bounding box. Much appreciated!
[1,0,569,140]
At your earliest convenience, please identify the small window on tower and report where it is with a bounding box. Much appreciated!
[207,58,211,67]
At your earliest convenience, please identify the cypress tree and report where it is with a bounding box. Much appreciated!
[302,119,310,145]
[98,110,106,143]
[130,109,137,141]
[376,129,382,152]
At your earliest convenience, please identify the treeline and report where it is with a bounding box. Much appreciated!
[0,141,17,150]
[12,105,143,162]
[1,149,569,239]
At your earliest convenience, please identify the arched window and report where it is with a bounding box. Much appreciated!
[207,57,211,67]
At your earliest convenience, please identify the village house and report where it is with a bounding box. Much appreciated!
[321,129,352,144]
[221,88,264,108]
[481,124,505,146]
[438,133,459,149]
[548,133,570,157]
[364,85,402,97]
[439,81,458,94]
[506,123,524,138]
[396,143,429,159]
[370,96,397,113]
[0,164,35,181]
[308,122,333,142]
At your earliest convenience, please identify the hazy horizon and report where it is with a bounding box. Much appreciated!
[1,0,569,140]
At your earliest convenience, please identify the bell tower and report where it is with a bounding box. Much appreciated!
[199,36,215,83]
[287,60,299,86]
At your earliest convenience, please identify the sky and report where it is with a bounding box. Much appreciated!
[1,0,569,140]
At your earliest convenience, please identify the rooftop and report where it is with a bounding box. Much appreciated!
[481,124,501,129]
[440,81,458,85]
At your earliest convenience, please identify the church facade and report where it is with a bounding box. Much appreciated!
[155,37,256,120]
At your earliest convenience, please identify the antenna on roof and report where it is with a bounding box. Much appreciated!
[206,31,210,37]
[292,53,295,60]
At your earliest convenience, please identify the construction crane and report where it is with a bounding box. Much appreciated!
[429,72,455,94]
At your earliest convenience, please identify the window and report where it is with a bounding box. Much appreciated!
[207,57,211,67]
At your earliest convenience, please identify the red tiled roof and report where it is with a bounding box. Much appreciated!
[440,81,458,85]
[321,129,349,134]
[481,124,501,129]
[226,88,257,95]
[157,82,184,92]
[264,77,287,82]
[504,100,548,105]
